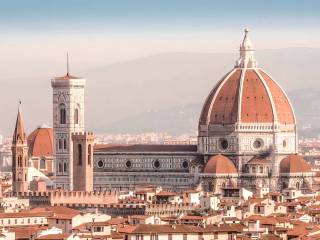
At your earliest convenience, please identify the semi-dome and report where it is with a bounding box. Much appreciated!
[279,154,311,174]
[27,125,53,157]
[203,154,238,175]
[199,29,295,126]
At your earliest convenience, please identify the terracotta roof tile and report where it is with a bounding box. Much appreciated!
[203,155,238,174]
[280,154,311,174]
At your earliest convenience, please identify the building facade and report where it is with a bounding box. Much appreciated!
[49,29,313,193]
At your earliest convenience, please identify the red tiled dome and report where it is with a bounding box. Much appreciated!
[203,155,238,174]
[27,125,53,157]
[279,154,311,174]
[199,29,295,127]
[199,68,295,125]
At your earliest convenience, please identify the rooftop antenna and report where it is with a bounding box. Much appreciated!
[67,52,69,76]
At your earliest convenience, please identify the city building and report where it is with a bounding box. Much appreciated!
[10,29,314,195]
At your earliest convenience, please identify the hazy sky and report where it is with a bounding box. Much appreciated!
[0,0,320,135]
[0,0,320,72]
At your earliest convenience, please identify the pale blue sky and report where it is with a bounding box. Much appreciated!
[0,0,319,33]
[0,0,319,73]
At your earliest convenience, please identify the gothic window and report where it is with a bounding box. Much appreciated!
[283,140,287,148]
[64,162,67,172]
[18,156,22,167]
[59,104,66,124]
[88,144,92,165]
[63,139,67,150]
[78,144,82,166]
[58,139,62,150]
[40,158,46,169]
[74,107,79,124]
[58,163,62,173]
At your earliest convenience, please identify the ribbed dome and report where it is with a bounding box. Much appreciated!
[199,30,295,126]
[27,125,53,157]
[199,68,295,125]
[280,154,311,174]
[203,155,238,175]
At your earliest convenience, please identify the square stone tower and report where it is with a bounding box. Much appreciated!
[72,132,95,191]
[51,72,85,190]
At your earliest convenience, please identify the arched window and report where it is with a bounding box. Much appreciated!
[78,144,82,166]
[18,156,22,167]
[40,158,46,169]
[63,139,67,150]
[58,163,62,173]
[58,139,63,150]
[252,166,256,173]
[88,144,92,165]
[259,166,263,173]
[59,104,66,124]
[296,182,300,190]
[63,162,67,172]
[74,108,79,125]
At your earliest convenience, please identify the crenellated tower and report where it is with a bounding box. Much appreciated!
[72,132,95,191]
[12,103,29,193]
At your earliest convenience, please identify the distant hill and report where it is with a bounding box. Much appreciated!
[0,48,320,136]
[101,88,320,138]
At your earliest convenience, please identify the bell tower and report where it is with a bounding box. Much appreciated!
[51,56,85,190]
[12,103,29,193]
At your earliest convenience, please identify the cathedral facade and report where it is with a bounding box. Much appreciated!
[11,29,313,194]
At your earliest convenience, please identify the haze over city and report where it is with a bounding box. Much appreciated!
[0,0,320,135]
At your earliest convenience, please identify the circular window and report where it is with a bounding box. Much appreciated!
[97,160,104,168]
[253,139,264,149]
[153,160,161,169]
[283,140,287,148]
[182,161,189,169]
[219,138,229,150]
[125,160,132,168]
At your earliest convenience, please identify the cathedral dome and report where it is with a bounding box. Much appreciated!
[203,154,238,175]
[279,154,311,174]
[199,29,295,126]
[27,125,53,157]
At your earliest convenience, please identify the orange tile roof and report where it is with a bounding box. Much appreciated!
[203,154,237,174]
[28,127,53,157]
[280,154,311,173]
[199,68,295,125]
[36,233,71,240]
